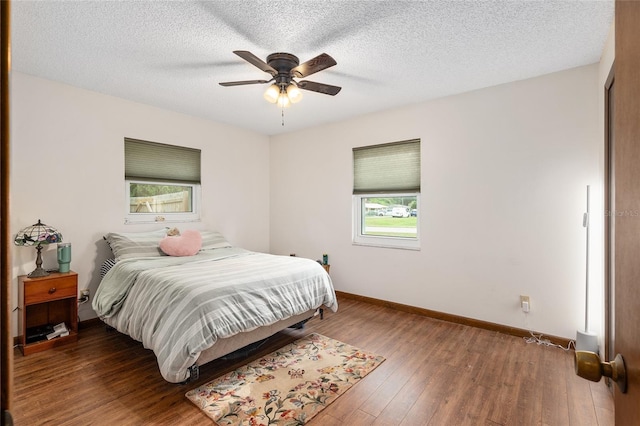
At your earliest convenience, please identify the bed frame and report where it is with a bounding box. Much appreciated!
[187,309,320,381]
[104,308,321,382]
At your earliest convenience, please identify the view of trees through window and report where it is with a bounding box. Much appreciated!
[362,196,417,238]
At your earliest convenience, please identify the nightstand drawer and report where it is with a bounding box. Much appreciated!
[24,275,77,304]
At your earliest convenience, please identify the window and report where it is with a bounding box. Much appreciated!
[124,138,201,224]
[353,139,420,249]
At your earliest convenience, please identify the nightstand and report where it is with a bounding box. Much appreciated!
[18,271,78,355]
[322,264,330,274]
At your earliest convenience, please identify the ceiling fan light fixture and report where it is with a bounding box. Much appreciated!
[263,84,280,103]
[286,84,303,104]
[222,50,340,114]
[276,89,291,108]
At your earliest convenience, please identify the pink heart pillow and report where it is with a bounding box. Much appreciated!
[159,229,202,256]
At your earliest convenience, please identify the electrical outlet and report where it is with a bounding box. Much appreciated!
[520,295,530,312]
[78,289,90,304]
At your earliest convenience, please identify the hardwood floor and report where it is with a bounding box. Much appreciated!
[12,297,613,425]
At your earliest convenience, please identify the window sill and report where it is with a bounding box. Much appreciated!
[352,237,420,251]
[124,215,200,224]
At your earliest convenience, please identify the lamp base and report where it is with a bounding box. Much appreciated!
[28,244,50,278]
[28,267,50,278]
[576,330,598,353]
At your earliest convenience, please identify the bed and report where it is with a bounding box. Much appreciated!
[93,229,338,383]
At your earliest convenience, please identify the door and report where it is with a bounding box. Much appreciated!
[612,0,640,422]
[604,66,616,382]
[0,1,12,424]
[604,66,614,394]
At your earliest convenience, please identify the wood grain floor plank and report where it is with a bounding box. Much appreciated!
[540,345,570,426]
[367,347,439,423]
[481,334,523,425]
[515,341,545,425]
[401,356,457,425]
[358,320,445,418]
[341,408,378,426]
[591,381,614,426]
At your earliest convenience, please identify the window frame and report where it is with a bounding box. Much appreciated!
[352,192,420,250]
[124,138,202,225]
[352,138,421,250]
[125,179,201,224]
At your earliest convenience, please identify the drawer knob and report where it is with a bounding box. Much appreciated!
[48,287,57,294]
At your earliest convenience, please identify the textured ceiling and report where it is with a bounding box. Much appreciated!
[11,0,614,136]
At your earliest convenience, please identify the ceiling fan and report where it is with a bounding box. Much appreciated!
[219,51,341,108]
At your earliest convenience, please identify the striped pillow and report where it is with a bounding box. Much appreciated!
[100,258,117,279]
[199,230,232,250]
[104,228,168,261]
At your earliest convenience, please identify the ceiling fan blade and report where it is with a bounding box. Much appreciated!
[219,79,270,87]
[233,50,277,76]
[291,53,337,78]
[297,80,342,96]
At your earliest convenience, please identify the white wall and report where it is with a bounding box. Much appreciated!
[270,64,601,339]
[10,73,270,332]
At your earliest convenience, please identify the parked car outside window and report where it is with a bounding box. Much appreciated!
[391,206,410,218]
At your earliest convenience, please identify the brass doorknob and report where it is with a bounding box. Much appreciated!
[574,350,627,393]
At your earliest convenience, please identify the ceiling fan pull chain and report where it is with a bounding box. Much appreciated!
[281,106,285,126]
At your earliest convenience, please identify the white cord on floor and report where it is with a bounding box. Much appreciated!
[522,311,575,351]
[523,331,575,351]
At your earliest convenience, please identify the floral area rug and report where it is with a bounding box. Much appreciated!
[186,333,385,425]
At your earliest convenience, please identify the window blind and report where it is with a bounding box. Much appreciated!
[125,138,201,183]
[353,139,420,194]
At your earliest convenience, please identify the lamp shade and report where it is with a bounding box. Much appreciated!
[263,84,280,104]
[286,84,303,104]
[14,220,62,246]
[276,92,291,108]
[15,220,63,278]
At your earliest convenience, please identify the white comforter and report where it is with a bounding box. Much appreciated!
[93,248,338,382]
